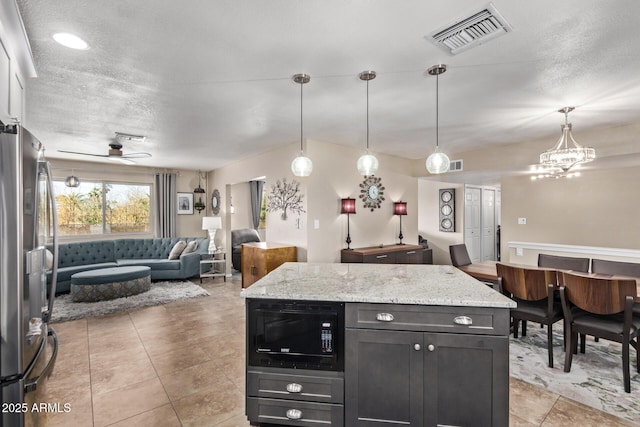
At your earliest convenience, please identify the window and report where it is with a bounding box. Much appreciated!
[259,187,267,229]
[54,180,151,236]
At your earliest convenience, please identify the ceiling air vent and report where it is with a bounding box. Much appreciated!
[449,159,463,172]
[429,3,512,55]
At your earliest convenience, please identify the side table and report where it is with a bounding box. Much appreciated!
[200,252,226,283]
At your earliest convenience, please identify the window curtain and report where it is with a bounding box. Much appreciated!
[250,180,265,230]
[154,173,177,237]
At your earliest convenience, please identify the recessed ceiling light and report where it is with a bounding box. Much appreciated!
[52,33,89,50]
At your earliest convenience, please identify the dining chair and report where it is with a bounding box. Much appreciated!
[592,258,640,318]
[558,271,640,393]
[537,253,590,272]
[449,244,472,267]
[496,263,562,368]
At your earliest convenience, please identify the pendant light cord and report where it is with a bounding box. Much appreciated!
[435,72,439,150]
[300,81,304,152]
[366,79,370,151]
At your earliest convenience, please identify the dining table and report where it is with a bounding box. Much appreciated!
[457,260,640,302]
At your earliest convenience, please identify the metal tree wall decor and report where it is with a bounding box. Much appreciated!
[267,178,306,220]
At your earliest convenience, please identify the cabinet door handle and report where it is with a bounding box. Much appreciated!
[454,315,473,326]
[286,383,303,393]
[376,313,394,322]
[286,409,303,420]
[414,343,421,351]
[406,251,416,254]
[427,344,435,352]
[376,254,388,259]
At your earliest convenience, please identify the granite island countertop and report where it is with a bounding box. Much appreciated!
[240,262,516,308]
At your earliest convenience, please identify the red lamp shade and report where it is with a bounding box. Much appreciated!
[341,198,356,214]
[394,201,407,216]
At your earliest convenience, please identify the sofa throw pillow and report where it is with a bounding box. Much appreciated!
[45,249,54,270]
[182,240,198,255]
[168,241,187,260]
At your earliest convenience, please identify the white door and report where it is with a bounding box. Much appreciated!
[464,187,482,263]
[481,188,495,261]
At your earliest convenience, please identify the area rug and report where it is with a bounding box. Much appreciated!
[509,323,640,424]
[50,280,209,323]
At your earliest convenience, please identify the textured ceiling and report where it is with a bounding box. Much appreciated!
[15,0,640,172]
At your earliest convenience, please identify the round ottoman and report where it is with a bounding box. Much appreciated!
[70,266,151,302]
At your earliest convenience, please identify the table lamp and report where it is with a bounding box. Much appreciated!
[394,201,407,245]
[341,198,356,249]
[202,216,222,253]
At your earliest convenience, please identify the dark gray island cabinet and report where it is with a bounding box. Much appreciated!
[241,262,515,427]
[345,303,509,427]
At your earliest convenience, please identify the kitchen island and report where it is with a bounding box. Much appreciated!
[241,262,516,427]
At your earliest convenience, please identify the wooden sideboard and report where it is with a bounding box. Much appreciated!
[241,242,297,288]
[341,244,433,264]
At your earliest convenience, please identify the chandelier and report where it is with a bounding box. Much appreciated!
[539,107,595,170]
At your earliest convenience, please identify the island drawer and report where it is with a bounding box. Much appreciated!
[247,397,344,427]
[345,303,510,335]
[247,368,344,403]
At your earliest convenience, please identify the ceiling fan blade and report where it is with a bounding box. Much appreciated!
[109,157,137,165]
[57,149,109,158]
[121,152,152,159]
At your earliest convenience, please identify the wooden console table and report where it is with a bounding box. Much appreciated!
[341,244,433,264]
[241,242,297,288]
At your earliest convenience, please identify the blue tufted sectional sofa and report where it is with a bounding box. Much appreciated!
[47,237,209,295]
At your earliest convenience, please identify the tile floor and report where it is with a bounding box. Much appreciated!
[39,276,637,427]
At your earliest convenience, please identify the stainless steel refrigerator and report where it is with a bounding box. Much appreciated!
[1,122,59,427]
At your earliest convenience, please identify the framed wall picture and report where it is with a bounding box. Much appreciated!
[177,192,194,215]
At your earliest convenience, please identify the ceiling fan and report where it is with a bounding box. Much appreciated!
[58,132,152,164]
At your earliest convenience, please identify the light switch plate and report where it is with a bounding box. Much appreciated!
[314,219,320,229]
[516,247,524,256]
[518,217,527,225]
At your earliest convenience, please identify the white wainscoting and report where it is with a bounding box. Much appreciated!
[507,241,640,265]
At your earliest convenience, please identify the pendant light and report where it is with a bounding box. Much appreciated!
[357,70,379,176]
[539,107,595,170]
[65,169,80,187]
[290,73,313,177]
[425,64,450,174]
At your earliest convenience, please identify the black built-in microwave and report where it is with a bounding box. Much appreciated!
[247,299,344,371]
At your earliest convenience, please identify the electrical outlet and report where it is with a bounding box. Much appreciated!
[314,219,320,229]
[518,217,527,225]
[516,247,524,256]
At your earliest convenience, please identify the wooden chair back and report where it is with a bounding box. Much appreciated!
[537,253,590,272]
[449,244,472,267]
[558,271,637,315]
[496,263,557,301]
[591,258,640,278]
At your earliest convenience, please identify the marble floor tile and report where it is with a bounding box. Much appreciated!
[541,397,639,427]
[148,345,212,376]
[509,378,559,425]
[90,354,157,395]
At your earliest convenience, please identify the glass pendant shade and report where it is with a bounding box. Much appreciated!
[64,175,80,187]
[539,107,595,169]
[357,152,379,176]
[291,153,313,176]
[426,148,450,174]
[358,70,378,175]
[425,64,450,175]
[291,73,312,177]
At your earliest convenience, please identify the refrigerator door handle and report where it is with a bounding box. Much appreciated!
[41,160,58,323]
[24,328,58,394]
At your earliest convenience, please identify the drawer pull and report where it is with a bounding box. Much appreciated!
[406,251,416,254]
[454,315,473,326]
[286,383,303,393]
[286,409,303,420]
[376,254,388,259]
[376,313,394,322]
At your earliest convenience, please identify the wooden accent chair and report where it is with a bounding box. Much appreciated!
[537,253,590,273]
[449,244,472,267]
[496,263,563,368]
[558,271,640,393]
